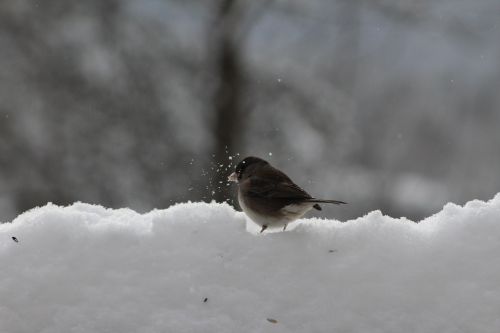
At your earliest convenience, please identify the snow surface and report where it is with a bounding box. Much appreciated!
[1,195,500,333]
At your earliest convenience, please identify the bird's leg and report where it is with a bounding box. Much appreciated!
[283,224,288,231]
[260,225,268,233]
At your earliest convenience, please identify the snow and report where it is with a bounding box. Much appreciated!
[1,195,500,333]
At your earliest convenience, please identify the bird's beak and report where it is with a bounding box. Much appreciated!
[228,172,238,182]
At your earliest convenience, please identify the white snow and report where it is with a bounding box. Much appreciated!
[1,195,500,333]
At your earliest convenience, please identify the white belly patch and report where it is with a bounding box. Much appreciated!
[238,193,314,228]
[281,203,314,220]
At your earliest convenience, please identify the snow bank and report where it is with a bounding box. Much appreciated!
[1,195,500,333]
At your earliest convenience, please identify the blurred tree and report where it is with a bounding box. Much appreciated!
[210,0,245,203]
[0,0,197,215]
[1,0,500,223]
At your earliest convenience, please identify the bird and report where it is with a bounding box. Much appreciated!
[228,156,346,233]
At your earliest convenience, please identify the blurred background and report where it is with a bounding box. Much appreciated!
[1,0,499,223]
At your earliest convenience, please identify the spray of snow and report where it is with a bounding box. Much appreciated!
[1,195,500,333]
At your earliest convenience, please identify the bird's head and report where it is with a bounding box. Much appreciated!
[228,156,269,183]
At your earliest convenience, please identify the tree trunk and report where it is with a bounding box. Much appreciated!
[210,0,244,204]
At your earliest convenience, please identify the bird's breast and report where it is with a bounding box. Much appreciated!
[238,191,282,227]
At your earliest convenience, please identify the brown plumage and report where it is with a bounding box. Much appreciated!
[228,156,346,232]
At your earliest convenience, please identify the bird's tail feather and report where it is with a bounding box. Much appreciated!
[306,199,347,205]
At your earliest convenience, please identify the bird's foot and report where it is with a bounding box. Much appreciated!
[260,225,268,233]
[283,224,288,231]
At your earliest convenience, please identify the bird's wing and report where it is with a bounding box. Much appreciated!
[246,176,313,200]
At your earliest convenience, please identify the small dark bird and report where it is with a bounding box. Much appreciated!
[228,156,346,232]
[12,236,18,243]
